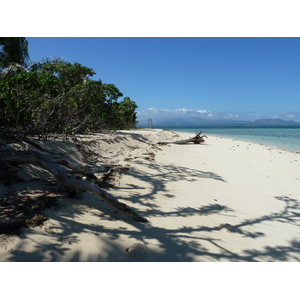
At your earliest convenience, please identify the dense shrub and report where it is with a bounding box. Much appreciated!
[0,61,138,139]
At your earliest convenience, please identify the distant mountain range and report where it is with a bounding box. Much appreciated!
[250,119,300,126]
[138,118,300,127]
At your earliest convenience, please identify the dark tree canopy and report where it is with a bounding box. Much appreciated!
[0,37,30,76]
[0,39,138,139]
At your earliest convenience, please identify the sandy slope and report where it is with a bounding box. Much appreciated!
[1,129,300,261]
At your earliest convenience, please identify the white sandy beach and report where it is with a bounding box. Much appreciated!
[1,129,300,262]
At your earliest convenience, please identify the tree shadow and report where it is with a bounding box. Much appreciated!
[113,159,226,208]
[2,147,300,262]
[3,194,300,262]
[142,203,234,218]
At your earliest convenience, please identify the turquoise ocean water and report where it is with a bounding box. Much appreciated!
[160,127,300,152]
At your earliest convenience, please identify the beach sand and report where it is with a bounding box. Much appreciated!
[1,129,300,262]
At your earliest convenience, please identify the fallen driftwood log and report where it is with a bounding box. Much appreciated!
[157,131,207,145]
[1,150,147,222]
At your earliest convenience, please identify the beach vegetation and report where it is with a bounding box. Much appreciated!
[0,38,138,139]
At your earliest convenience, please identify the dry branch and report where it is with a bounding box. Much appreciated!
[157,131,207,145]
[102,166,130,183]
[1,150,147,222]
[53,157,97,179]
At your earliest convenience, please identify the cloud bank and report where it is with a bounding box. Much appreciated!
[137,108,300,126]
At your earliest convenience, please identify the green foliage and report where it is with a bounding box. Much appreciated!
[0,60,138,138]
[0,37,30,75]
[0,37,138,138]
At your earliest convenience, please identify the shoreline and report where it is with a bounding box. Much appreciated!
[200,133,300,154]
[160,127,300,153]
[1,129,300,261]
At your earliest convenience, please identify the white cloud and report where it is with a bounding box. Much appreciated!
[137,108,218,125]
[280,112,298,119]
[227,114,239,119]
[173,108,194,114]
[146,108,169,112]
[287,114,296,119]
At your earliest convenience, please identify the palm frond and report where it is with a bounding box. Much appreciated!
[29,56,64,71]
[1,62,29,78]
[0,37,30,69]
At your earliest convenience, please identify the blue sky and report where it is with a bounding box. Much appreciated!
[26,37,300,123]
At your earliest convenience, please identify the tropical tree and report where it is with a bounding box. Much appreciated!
[0,60,138,138]
[0,37,30,76]
[28,56,64,72]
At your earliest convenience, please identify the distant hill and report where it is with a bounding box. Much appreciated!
[138,118,300,127]
[251,119,300,126]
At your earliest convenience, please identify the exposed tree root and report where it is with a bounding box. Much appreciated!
[1,150,148,222]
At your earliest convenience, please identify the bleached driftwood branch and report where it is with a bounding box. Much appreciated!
[157,131,207,145]
[1,150,147,222]
[53,157,97,179]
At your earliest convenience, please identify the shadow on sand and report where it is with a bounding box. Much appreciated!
[3,156,300,262]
